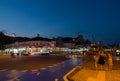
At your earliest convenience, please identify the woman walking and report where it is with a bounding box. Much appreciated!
[97,51,106,70]
[94,52,99,70]
[107,52,113,71]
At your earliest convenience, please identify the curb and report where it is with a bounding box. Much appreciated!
[63,65,82,81]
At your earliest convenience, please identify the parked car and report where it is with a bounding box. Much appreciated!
[21,51,30,56]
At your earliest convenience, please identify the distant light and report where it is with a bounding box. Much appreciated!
[116,50,120,52]
[13,49,18,53]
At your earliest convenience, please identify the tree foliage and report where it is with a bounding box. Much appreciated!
[0,32,5,49]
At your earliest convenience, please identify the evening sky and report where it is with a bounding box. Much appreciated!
[0,0,120,44]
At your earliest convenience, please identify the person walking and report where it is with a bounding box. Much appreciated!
[93,52,99,70]
[97,51,106,70]
[107,52,113,71]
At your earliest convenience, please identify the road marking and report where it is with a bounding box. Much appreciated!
[41,68,46,70]
[48,66,53,67]
[21,70,27,72]
[0,69,7,71]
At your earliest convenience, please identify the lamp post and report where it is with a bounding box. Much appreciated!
[98,41,103,51]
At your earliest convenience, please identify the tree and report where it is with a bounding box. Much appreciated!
[37,33,40,37]
[52,37,56,41]
[0,32,5,50]
[75,35,85,45]
[56,36,64,47]
[85,39,91,44]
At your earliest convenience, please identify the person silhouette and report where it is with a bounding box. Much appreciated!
[98,51,106,70]
[107,51,113,71]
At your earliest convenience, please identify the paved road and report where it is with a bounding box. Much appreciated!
[0,55,84,81]
[0,55,69,70]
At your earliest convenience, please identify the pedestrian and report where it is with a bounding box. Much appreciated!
[82,51,86,61]
[97,51,106,70]
[107,51,113,71]
[11,52,15,58]
[93,52,99,70]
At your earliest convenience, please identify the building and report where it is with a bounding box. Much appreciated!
[4,40,56,55]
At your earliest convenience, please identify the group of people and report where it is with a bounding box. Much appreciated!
[94,51,113,70]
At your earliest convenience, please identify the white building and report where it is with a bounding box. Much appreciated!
[4,40,56,55]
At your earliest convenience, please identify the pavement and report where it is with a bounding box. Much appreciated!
[68,56,120,81]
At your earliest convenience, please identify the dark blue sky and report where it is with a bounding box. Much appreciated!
[0,0,120,44]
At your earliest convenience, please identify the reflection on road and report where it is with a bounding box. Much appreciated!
[0,55,84,81]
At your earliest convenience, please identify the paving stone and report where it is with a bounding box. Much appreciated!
[69,56,120,81]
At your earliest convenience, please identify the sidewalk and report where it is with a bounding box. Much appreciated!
[68,56,120,81]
